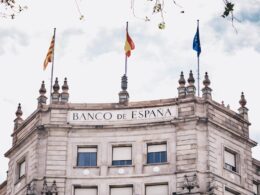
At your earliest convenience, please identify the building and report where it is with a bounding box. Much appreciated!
[0,71,259,195]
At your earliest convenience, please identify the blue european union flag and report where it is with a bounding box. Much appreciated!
[193,27,201,57]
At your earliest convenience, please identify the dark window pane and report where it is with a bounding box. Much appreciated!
[161,151,167,162]
[147,153,154,164]
[77,152,97,166]
[112,160,132,166]
[147,151,167,164]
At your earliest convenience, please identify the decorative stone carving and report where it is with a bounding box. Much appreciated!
[41,179,58,195]
[182,174,199,193]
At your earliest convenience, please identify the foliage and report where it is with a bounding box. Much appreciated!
[0,0,239,32]
[0,0,27,19]
[131,0,239,30]
[222,0,240,33]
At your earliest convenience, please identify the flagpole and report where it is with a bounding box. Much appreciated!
[50,28,56,103]
[125,22,128,76]
[197,20,200,97]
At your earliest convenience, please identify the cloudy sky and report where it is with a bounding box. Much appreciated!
[0,0,260,182]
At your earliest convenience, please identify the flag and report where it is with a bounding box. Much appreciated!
[124,31,135,57]
[193,26,201,57]
[43,35,55,70]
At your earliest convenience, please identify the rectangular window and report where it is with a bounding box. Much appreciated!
[147,143,167,164]
[110,186,133,195]
[112,146,132,166]
[74,187,97,195]
[146,184,168,195]
[253,182,259,195]
[224,149,237,172]
[77,147,97,167]
[18,160,25,179]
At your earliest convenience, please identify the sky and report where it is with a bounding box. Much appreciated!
[0,0,260,182]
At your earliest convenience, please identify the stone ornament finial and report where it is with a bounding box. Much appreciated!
[203,72,210,87]
[239,92,247,108]
[179,71,186,86]
[38,81,48,107]
[178,71,186,98]
[62,78,69,92]
[238,92,248,120]
[186,70,196,96]
[15,103,23,118]
[121,74,128,91]
[51,78,60,103]
[53,78,60,93]
[39,81,47,95]
[187,70,195,85]
[202,72,212,100]
[119,74,129,105]
[14,103,24,132]
[61,77,69,103]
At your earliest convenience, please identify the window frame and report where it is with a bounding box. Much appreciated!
[110,185,133,195]
[77,146,98,167]
[112,145,132,166]
[74,186,98,195]
[15,156,26,183]
[224,147,239,173]
[145,183,169,195]
[253,182,259,195]
[146,142,167,164]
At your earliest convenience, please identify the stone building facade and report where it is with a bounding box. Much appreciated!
[0,71,259,195]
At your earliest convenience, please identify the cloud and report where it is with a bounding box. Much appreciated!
[85,28,122,60]
[58,28,85,56]
[208,16,260,54]
[0,28,29,55]
[236,0,260,24]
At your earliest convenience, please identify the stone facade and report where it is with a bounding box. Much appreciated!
[0,73,259,195]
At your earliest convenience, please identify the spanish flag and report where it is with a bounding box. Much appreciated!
[43,35,55,70]
[124,31,135,57]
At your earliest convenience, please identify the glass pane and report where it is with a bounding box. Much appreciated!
[147,151,167,164]
[112,160,132,166]
[224,150,236,167]
[78,152,97,166]
[253,183,258,194]
[19,160,25,178]
[146,185,168,195]
[161,151,167,162]
[90,153,97,166]
[148,144,166,153]
[147,153,155,163]
[113,147,132,161]
[111,187,132,195]
[75,188,97,195]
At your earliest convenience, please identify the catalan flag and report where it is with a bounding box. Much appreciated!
[43,35,55,70]
[124,31,135,57]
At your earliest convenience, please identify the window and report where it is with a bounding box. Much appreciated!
[147,143,167,164]
[74,187,97,195]
[112,146,132,166]
[253,182,259,195]
[145,184,168,195]
[110,186,133,195]
[224,148,237,172]
[18,159,25,179]
[77,147,97,167]
[225,188,239,195]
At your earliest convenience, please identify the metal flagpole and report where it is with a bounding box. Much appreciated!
[50,28,56,103]
[125,22,128,76]
[197,20,200,97]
